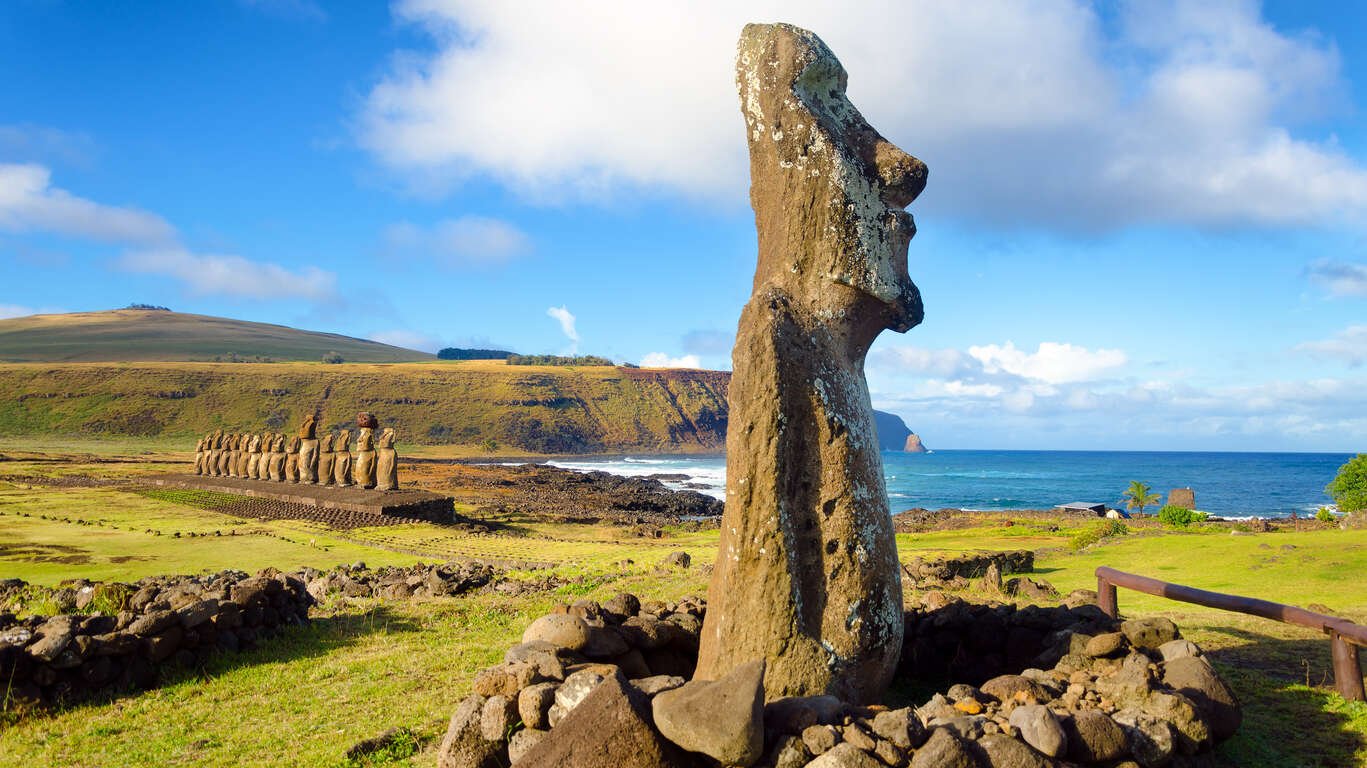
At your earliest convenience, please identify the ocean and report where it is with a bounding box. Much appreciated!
[547,450,1355,519]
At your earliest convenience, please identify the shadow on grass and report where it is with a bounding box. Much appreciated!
[1204,627,1367,768]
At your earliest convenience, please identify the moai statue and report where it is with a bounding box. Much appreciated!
[208,430,224,476]
[246,433,263,480]
[235,434,251,478]
[224,434,238,478]
[354,412,378,489]
[298,415,320,484]
[268,433,287,481]
[285,436,301,483]
[217,432,233,477]
[695,24,927,704]
[333,430,353,487]
[376,428,398,491]
[317,432,336,487]
[193,436,206,475]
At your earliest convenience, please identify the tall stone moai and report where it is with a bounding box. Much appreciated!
[234,434,251,478]
[298,415,320,484]
[376,427,398,491]
[317,432,336,486]
[268,433,287,481]
[246,433,263,479]
[284,436,301,483]
[696,23,927,704]
[193,436,206,475]
[354,412,378,489]
[215,431,231,476]
[333,430,353,487]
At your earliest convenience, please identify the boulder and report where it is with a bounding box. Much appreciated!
[1157,639,1201,662]
[1162,656,1241,741]
[507,728,547,763]
[518,683,558,731]
[806,742,882,768]
[1009,704,1067,758]
[1085,632,1127,658]
[980,674,1049,703]
[767,734,813,768]
[480,694,518,742]
[652,658,765,766]
[870,707,928,750]
[910,728,979,768]
[1063,710,1126,764]
[977,733,1058,768]
[1112,708,1177,767]
[512,673,698,768]
[1120,618,1178,651]
[802,724,840,755]
[436,694,504,768]
[522,614,590,652]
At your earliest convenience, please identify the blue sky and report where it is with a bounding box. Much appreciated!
[2,0,1365,451]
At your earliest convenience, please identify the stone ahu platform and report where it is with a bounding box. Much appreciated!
[147,474,453,521]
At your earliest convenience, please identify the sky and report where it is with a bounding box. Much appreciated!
[2,0,1366,452]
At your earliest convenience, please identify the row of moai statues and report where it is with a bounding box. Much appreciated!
[191,413,399,490]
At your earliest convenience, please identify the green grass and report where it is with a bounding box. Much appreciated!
[2,474,1366,765]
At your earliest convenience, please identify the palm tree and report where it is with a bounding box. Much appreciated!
[1123,481,1161,516]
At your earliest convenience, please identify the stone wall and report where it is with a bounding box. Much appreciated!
[437,593,1242,768]
[0,569,312,711]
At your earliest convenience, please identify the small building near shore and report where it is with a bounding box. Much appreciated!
[1055,502,1109,516]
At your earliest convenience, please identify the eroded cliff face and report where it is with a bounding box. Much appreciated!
[697,23,927,703]
[904,434,928,453]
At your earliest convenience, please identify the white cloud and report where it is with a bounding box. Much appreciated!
[360,0,1367,229]
[0,163,174,244]
[968,341,1127,384]
[0,125,95,166]
[368,329,440,353]
[869,346,977,379]
[0,303,35,320]
[383,215,530,267]
[1294,325,1367,366]
[640,352,702,369]
[546,305,578,352]
[1306,259,1367,297]
[119,248,337,301]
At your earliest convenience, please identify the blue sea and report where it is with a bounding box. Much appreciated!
[548,450,1355,519]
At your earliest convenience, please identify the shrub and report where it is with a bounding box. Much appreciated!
[1158,505,1201,526]
[479,438,499,453]
[1316,507,1336,524]
[437,347,516,360]
[1070,519,1129,551]
[506,354,614,367]
[1326,454,1367,514]
[322,351,344,364]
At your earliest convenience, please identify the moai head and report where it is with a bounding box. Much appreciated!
[335,430,352,451]
[379,427,395,449]
[319,433,334,452]
[286,435,301,453]
[736,22,926,354]
[300,414,318,439]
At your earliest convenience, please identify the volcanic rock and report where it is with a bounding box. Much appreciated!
[697,20,926,705]
[652,658,765,766]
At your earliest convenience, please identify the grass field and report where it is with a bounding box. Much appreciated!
[1,456,1365,766]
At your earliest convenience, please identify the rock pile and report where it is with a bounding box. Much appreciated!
[0,568,312,711]
[439,595,1241,767]
[301,561,502,601]
[902,551,1034,588]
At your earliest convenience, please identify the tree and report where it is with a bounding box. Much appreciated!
[1122,481,1161,516]
[322,351,344,364]
[1326,454,1367,513]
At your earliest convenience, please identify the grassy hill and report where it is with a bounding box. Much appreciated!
[0,309,434,363]
[0,360,730,455]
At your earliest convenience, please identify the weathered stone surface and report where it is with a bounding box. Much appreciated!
[1158,638,1201,662]
[768,734,813,768]
[1121,618,1179,651]
[512,673,697,768]
[977,733,1058,768]
[803,724,840,755]
[1063,710,1126,764]
[910,728,978,768]
[697,21,926,705]
[1162,656,1241,741]
[436,694,503,768]
[806,742,882,768]
[870,707,927,750]
[1085,632,1127,658]
[376,427,398,491]
[980,674,1049,703]
[555,668,618,713]
[1112,708,1177,767]
[507,727,547,764]
[480,694,518,742]
[522,614,590,652]
[652,658,765,766]
[1009,704,1067,758]
[518,682,557,731]
[631,674,686,697]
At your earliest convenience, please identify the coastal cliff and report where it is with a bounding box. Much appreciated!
[904,433,929,453]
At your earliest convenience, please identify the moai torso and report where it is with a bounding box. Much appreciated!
[376,428,398,491]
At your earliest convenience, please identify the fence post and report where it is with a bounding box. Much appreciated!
[1330,631,1366,702]
[1098,573,1118,619]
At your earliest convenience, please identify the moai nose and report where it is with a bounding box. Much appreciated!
[874,140,927,209]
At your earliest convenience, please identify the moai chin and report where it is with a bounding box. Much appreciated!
[695,23,927,704]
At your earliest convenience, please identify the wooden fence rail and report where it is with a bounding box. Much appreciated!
[1095,565,1367,702]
